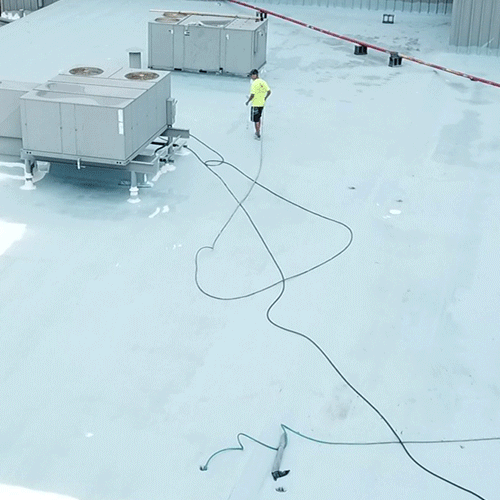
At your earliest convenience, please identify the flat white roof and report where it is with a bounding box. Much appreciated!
[1,1,500,500]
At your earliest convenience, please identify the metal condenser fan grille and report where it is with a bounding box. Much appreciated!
[124,71,159,81]
[69,67,104,76]
[156,15,184,23]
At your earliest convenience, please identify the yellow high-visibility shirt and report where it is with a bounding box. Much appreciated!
[250,78,270,107]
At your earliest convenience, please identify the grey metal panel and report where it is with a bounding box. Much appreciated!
[2,0,59,10]
[148,23,154,68]
[154,73,171,127]
[490,0,500,49]
[74,105,125,160]
[173,24,185,69]
[0,137,22,156]
[125,82,163,149]
[3,0,35,11]
[476,0,494,48]
[256,23,268,68]
[450,0,467,46]
[255,22,268,70]
[0,81,38,139]
[21,99,62,153]
[143,84,158,135]
[123,104,135,158]
[468,0,484,47]
[183,26,221,71]
[148,21,174,70]
[139,72,169,130]
[129,94,149,154]
[129,95,141,153]
[224,19,267,75]
[224,30,253,75]
[60,103,76,155]
[450,0,500,51]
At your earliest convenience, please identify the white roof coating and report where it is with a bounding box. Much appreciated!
[1,1,500,500]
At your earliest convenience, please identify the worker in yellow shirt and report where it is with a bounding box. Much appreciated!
[245,69,271,140]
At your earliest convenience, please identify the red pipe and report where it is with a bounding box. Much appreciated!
[227,0,500,90]
[398,52,500,88]
[229,0,388,54]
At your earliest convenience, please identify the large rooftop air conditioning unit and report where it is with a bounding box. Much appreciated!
[148,12,268,76]
[18,66,181,201]
[20,66,174,167]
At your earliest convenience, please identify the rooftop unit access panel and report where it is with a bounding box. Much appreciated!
[148,13,268,76]
[0,80,39,157]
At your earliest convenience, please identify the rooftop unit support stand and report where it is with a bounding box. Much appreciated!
[21,158,36,191]
[389,52,402,67]
[354,45,367,55]
[138,173,153,188]
[127,171,141,204]
[257,10,267,21]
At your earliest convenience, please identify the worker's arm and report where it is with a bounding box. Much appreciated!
[246,93,255,105]
[265,90,271,101]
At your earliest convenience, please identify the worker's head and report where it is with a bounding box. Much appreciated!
[249,69,259,80]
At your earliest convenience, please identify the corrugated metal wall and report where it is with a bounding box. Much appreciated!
[243,0,452,14]
[1,0,58,11]
[450,0,500,52]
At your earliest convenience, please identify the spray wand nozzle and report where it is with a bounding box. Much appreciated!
[271,432,289,480]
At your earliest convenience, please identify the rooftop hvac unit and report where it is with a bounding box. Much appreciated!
[20,66,174,166]
[148,13,268,76]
